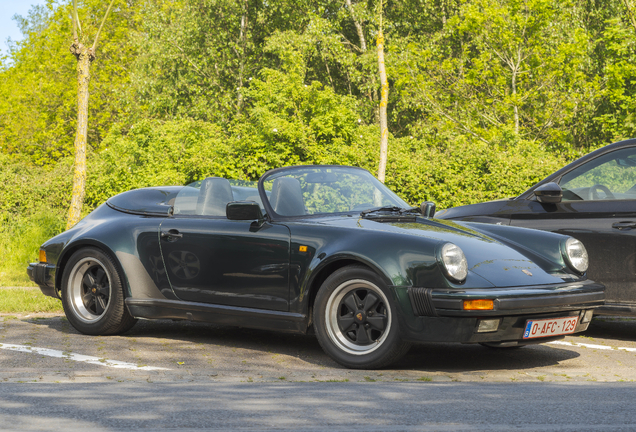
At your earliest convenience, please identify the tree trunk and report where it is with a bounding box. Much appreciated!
[512,67,519,135]
[345,0,367,52]
[377,29,389,183]
[67,44,92,230]
[237,0,248,113]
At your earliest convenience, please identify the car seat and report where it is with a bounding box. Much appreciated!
[195,177,234,216]
[269,177,305,216]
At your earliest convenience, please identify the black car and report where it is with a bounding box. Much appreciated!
[437,139,636,317]
[28,165,604,369]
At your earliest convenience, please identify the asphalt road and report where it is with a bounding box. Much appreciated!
[1,313,636,383]
[1,382,636,431]
[1,313,636,430]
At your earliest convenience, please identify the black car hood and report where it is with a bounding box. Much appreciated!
[295,215,571,288]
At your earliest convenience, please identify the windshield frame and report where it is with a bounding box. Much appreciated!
[257,165,410,221]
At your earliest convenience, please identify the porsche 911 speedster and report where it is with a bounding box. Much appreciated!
[28,165,605,368]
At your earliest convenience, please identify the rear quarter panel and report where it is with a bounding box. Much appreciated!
[43,204,174,300]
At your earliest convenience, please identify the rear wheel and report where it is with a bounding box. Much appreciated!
[61,247,137,335]
[313,265,410,369]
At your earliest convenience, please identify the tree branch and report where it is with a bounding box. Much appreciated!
[71,0,79,43]
[91,0,117,53]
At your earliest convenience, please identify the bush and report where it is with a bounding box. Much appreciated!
[385,136,567,208]
[85,119,232,208]
[0,154,69,286]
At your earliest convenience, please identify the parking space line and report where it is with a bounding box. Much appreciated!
[0,343,170,371]
[548,340,612,350]
[548,340,636,352]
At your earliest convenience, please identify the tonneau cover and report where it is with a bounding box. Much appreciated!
[106,186,183,216]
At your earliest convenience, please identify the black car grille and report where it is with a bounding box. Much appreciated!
[408,287,437,317]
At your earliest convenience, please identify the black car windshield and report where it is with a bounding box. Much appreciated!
[261,166,409,217]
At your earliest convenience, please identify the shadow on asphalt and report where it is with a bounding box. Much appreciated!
[582,316,636,343]
[26,316,584,372]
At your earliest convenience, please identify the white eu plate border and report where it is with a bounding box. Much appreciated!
[523,316,579,339]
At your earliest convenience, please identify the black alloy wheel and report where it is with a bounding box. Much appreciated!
[313,265,411,369]
[329,284,389,352]
[61,247,137,335]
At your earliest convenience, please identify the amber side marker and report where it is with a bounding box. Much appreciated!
[463,299,494,310]
[299,246,308,252]
[39,249,47,263]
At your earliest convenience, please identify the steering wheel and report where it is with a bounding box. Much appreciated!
[590,184,615,200]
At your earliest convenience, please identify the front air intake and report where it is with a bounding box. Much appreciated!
[408,287,437,317]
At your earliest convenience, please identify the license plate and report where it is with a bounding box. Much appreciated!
[523,316,579,339]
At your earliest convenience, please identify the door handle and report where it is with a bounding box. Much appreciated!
[161,229,183,240]
[612,221,636,230]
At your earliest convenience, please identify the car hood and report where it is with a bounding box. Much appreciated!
[301,215,571,288]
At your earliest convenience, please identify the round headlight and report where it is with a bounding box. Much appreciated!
[440,243,468,282]
[564,237,588,273]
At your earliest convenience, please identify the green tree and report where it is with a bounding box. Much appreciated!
[396,0,602,151]
[595,0,636,142]
[0,0,139,165]
[66,0,118,229]
[127,0,314,124]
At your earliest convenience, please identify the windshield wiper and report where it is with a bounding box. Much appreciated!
[360,206,420,217]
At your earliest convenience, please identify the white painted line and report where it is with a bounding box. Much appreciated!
[548,340,613,350]
[548,340,636,352]
[0,343,170,371]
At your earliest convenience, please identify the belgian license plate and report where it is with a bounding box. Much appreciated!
[523,316,579,339]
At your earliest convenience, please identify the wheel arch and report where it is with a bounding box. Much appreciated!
[55,240,129,298]
[303,256,392,332]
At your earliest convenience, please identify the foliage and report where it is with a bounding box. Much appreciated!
[127,0,316,123]
[0,0,140,164]
[596,13,636,142]
[0,288,63,312]
[0,154,69,285]
[5,0,636,287]
[393,0,603,152]
[385,135,566,208]
[85,119,231,207]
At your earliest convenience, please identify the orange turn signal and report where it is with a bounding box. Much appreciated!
[39,249,47,263]
[463,299,494,310]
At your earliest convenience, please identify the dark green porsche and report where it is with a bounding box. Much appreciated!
[28,165,604,369]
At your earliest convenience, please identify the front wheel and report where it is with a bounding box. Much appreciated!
[313,265,410,369]
[61,247,137,336]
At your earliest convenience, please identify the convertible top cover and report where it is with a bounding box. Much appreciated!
[106,186,182,216]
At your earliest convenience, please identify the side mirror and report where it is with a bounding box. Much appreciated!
[420,201,436,218]
[226,201,264,221]
[534,182,563,204]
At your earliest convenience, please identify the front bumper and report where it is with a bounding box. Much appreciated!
[27,262,58,299]
[393,279,604,344]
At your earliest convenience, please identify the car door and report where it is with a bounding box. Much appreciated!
[159,178,291,311]
[509,146,636,306]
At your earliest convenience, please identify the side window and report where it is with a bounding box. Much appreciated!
[559,148,636,201]
[172,178,262,216]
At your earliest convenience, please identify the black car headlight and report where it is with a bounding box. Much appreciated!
[440,243,468,282]
[563,237,589,274]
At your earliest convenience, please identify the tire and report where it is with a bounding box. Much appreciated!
[61,247,137,336]
[313,265,411,369]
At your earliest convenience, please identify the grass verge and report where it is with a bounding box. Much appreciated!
[0,287,63,313]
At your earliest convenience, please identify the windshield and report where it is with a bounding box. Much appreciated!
[261,166,409,217]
